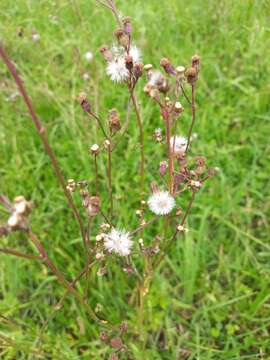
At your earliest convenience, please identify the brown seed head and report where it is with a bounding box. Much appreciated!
[114,28,129,47]
[108,108,121,134]
[88,196,100,217]
[185,67,197,84]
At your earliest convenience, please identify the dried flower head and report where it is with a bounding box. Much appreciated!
[87,196,100,217]
[148,191,175,215]
[108,108,121,133]
[100,45,113,62]
[185,67,197,84]
[104,228,133,256]
[78,92,91,113]
[114,28,129,47]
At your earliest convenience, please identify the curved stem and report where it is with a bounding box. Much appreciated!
[0,46,86,243]
[28,230,101,323]
[130,90,145,200]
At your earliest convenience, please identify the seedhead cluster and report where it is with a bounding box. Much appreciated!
[0,0,215,356]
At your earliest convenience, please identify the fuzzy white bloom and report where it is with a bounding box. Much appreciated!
[107,44,141,83]
[7,213,20,228]
[104,228,133,256]
[148,191,175,215]
[32,33,40,42]
[148,70,163,86]
[170,135,187,155]
[85,51,93,61]
[106,57,129,83]
[129,45,141,63]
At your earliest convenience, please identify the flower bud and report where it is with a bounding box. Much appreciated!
[90,144,100,155]
[123,16,132,34]
[110,336,123,349]
[78,92,91,113]
[160,57,175,75]
[133,63,144,79]
[99,45,113,62]
[159,161,167,176]
[191,54,200,72]
[185,67,197,84]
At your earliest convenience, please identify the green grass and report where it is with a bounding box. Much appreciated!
[0,0,270,358]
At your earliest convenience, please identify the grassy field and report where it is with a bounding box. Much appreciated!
[0,0,270,359]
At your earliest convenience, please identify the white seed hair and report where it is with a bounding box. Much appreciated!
[170,135,187,155]
[148,191,175,216]
[104,228,133,256]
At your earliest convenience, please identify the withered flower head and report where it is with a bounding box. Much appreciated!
[78,92,91,113]
[99,45,113,62]
[191,54,200,71]
[88,196,100,217]
[114,28,129,47]
[185,67,198,84]
[133,62,144,79]
[160,57,175,75]
[108,108,121,134]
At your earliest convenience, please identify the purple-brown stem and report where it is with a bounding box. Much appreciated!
[130,90,145,200]
[0,247,42,261]
[185,83,196,152]
[0,46,86,243]
[163,107,174,194]
[27,230,100,322]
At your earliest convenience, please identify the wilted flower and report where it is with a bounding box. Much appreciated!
[148,191,175,215]
[104,228,133,256]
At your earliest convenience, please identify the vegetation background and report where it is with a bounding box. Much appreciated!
[0,0,270,358]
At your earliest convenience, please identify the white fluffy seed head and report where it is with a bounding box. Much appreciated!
[170,135,187,155]
[129,45,141,63]
[32,33,40,42]
[147,191,175,216]
[106,44,141,83]
[104,228,133,256]
[7,213,20,228]
[106,57,129,83]
[85,51,93,61]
